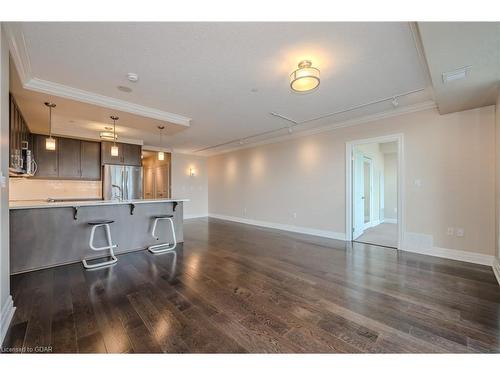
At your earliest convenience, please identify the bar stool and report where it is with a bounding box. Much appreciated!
[148,214,177,254]
[82,219,118,269]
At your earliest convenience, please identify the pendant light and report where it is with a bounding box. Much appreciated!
[290,60,320,92]
[157,125,165,161]
[110,116,119,156]
[44,102,57,151]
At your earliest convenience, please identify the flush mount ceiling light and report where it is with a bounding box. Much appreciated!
[110,116,119,156]
[100,131,118,140]
[158,125,165,161]
[290,60,320,93]
[44,102,57,151]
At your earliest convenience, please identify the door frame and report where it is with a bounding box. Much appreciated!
[345,134,404,249]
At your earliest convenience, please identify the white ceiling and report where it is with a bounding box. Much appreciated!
[418,22,500,114]
[8,22,434,154]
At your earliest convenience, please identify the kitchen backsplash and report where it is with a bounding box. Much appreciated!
[9,178,102,201]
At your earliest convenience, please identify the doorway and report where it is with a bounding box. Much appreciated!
[346,135,403,249]
[142,150,172,199]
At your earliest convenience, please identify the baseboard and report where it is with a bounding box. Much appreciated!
[493,258,500,286]
[208,213,346,241]
[184,213,208,220]
[0,295,16,345]
[383,219,397,224]
[402,245,495,266]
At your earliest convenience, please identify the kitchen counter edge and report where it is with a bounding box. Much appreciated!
[9,198,189,210]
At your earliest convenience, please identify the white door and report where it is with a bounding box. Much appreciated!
[353,150,365,239]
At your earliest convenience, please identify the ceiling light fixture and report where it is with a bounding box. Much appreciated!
[110,116,119,156]
[100,131,118,140]
[290,60,320,93]
[158,126,165,161]
[391,97,399,107]
[44,102,57,151]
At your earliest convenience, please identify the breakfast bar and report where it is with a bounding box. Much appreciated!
[9,198,188,274]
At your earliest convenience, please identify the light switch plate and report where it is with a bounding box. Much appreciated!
[0,172,6,188]
[456,228,464,237]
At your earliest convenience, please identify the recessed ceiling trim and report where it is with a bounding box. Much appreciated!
[23,77,192,127]
[4,23,33,84]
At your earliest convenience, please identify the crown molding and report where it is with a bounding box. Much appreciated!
[202,100,437,156]
[4,23,191,126]
[3,22,32,83]
[24,78,191,126]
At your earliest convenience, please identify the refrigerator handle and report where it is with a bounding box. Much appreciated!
[121,168,125,201]
[125,168,129,200]
[123,167,128,200]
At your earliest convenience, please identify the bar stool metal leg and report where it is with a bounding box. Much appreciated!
[82,223,118,269]
[148,217,177,254]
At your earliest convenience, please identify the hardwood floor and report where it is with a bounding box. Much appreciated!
[2,217,500,353]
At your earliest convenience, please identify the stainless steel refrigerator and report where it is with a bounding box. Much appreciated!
[103,164,143,200]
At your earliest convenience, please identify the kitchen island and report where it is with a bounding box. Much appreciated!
[9,198,188,274]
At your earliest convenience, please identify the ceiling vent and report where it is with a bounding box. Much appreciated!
[442,66,471,84]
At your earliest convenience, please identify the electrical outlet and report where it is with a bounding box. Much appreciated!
[0,173,6,188]
[293,212,297,219]
[447,227,454,236]
[456,228,464,237]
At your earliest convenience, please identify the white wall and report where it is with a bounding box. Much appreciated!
[208,106,496,260]
[383,153,398,221]
[0,24,14,344]
[171,153,208,219]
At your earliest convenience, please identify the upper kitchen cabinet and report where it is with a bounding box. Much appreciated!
[58,137,81,179]
[80,141,101,180]
[33,134,59,178]
[123,143,142,166]
[101,141,142,166]
[32,134,101,180]
[101,141,123,165]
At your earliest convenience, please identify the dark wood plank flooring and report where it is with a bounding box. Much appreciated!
[2,217,500,353]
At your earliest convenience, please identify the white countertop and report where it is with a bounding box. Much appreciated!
[9,198,189,210]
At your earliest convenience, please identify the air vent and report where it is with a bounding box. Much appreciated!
[442,66,471,83]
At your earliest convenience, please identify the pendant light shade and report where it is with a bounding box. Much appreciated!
[110,145,119,156]
[290,60,320,92]
[157,126,165,161]
[44,102,57,151]
[110,116,119,156]
[45,137,56,151]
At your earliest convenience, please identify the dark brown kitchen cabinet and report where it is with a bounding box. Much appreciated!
[33,134,58,178]
[101,141,123,165]
[80,141,101,180]
[32,134,101,180]
[123,143,142,166]
[58,138,81,178]
[101,141,142,166]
